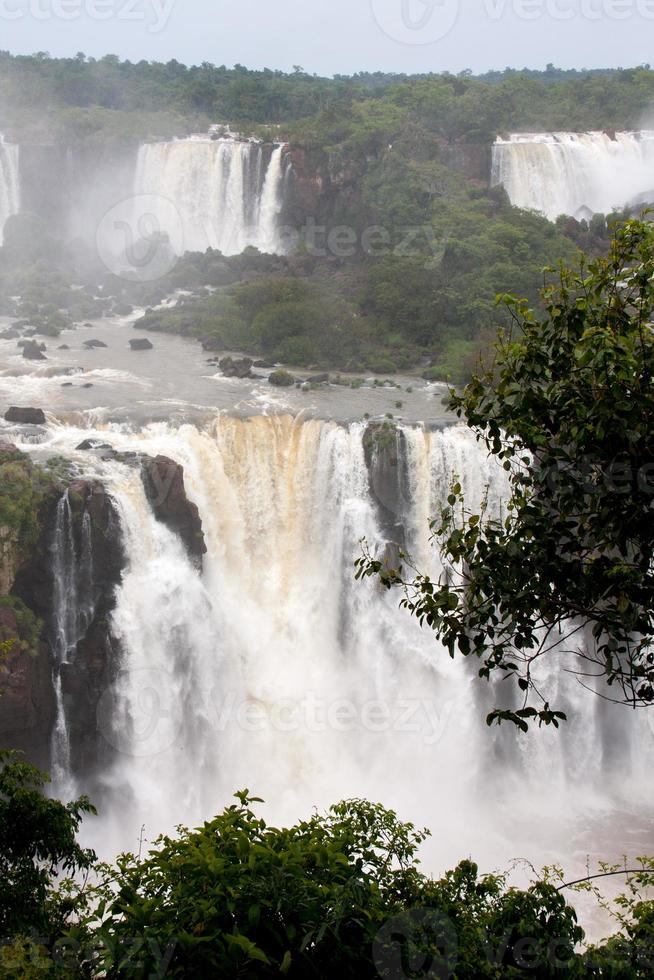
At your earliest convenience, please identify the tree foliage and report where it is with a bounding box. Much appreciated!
[0,750,96,942]
[357,219,654,728]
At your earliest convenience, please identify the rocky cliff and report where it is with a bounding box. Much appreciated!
[0,439,208,782]
[1,445,126,777]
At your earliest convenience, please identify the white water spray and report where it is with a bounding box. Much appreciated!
[32,416,654,883]
[133,138,288,255]
[0,135,20,244]
[492,131,654,220]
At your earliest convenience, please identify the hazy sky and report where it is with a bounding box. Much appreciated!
[1,0,651,75]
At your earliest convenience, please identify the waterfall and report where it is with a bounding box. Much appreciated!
[0,135,20,245]
[257,145,286,253]
[491,131,654,220]
[50,492,95,798]
[133,138,288,256]
[35,416,653,877]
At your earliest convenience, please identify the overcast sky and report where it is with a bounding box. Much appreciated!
[1,0,651,75]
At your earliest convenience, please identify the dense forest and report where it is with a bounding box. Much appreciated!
[0,55,651,375]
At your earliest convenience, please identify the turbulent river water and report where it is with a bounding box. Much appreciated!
[2,312,653,940]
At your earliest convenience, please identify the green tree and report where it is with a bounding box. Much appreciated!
[0,750,96,942]
[87,792,589,978]
[357,219,654,729]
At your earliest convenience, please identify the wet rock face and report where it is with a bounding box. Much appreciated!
[218,356,254,379]
[10,479,126,779]
[362,422,410,552]
[129,337,153,351]
[140,456,207,569]
[0,605,55,772]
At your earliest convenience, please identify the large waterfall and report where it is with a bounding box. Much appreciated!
[32,416,654,878]
[0,135,20,244]
[492,131,654,220]
[133,138,288,255]
[49,492,95,798]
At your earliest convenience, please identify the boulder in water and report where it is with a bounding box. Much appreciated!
[4,407,46,424]
[306,373,330,384]
[129,338,153,351]
[219,356,254,379]
[268,369,295,387]
[76,439,113,451]
[21,341,47,361]
[83,339,108,349]
[253,358,276,369]
[58,344,70,350]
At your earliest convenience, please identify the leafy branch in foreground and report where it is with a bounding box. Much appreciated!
[356,217,654,729]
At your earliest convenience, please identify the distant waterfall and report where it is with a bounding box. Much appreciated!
[491,131,654,220]
[36,417,654,877]
[133,138,288,255]
[50,492,95,797]
[0,135,20,244]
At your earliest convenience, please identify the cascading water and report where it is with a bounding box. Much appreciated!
[0,134,20,244]
[133,138,288,255]
[33,416,654,889]
[50,492,95,798]
[491,131,654,220]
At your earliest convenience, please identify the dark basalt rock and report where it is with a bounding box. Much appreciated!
[140,455,207,569]
[129,338,153,351]
[4,406,46,425]
[21,340,47,360]
[307,373,330,384]
[76,439,113,451]
[0,603,55,772]
[253,358,276,369]
[58,344,70,350]
[219,356,254,379]
[11,478,126,782]
[362,421,409,551]
[82,383,94,388]
[83,339,108,349]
